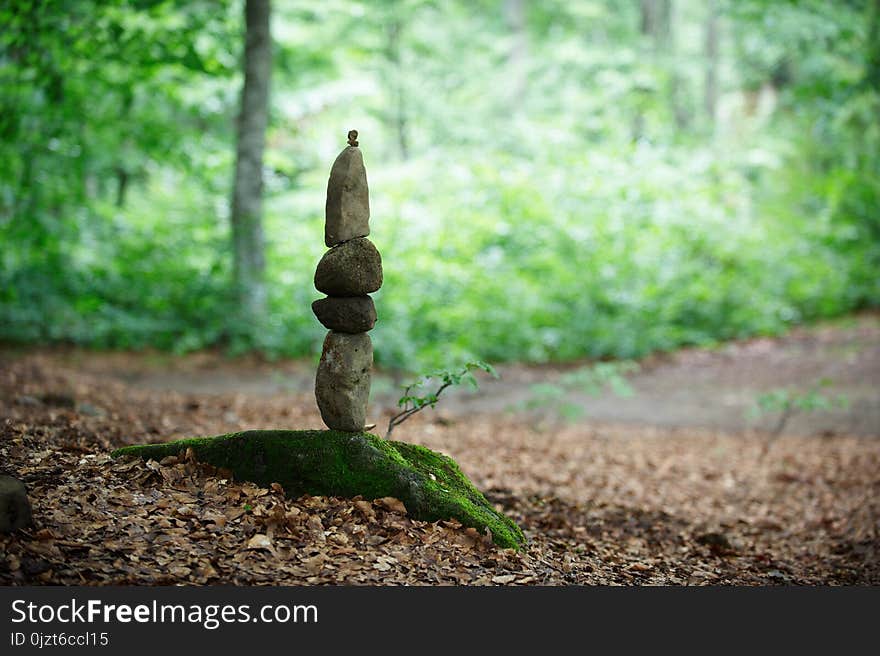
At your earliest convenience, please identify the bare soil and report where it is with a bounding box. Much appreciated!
[452,313,879,437]
[1,314,878,585]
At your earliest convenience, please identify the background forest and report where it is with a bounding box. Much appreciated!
[2,0,878,372]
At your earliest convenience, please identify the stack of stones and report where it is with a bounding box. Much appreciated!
[312,131,382,432]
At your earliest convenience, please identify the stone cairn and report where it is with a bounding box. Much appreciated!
[312,130,382,432]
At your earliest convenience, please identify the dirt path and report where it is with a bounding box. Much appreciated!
[445,313,880,437]
[9,313,877,437]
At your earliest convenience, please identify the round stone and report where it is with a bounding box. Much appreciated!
[314,237,382,297]
[312,296,377,333]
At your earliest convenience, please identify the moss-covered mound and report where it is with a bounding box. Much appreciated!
[111,430,525,549]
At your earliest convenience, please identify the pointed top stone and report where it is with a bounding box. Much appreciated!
[324,130,370,247]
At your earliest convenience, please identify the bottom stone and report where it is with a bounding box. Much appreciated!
[315,331,372,432]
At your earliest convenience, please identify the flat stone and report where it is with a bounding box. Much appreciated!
[312,296,377,333]
[315,332,372,432]
[314,237,382,296]
[0,475,33,533]
[325,146,370,247]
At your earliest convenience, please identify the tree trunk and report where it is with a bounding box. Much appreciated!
[504,0,528,101]
[386,17,409,160]
[231,0,271,321]
[115,167,129,208]
[665,1,689,131]
[640,0,668,45]
[703,0,719,130]
[866,0,880,93]
[639,0,688,133]
[633,0,659,140]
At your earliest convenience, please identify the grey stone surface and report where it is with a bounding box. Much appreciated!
[315,332,373,432]
[312,296,377,333]
[314,237,383,297]
[325,146,370,247]
[0,475,33,533]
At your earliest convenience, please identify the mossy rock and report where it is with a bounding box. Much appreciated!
[111,430,525,549]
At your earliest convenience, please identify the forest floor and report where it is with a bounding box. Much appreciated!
[1,314,878,585]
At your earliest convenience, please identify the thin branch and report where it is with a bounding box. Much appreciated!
[771,403,794,438]
[385,381,452,439]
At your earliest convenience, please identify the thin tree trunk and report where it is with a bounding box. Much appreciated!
[231,0,271,321]
[862,0,880,173]
[504,0,528,101]
[640,0,660,37]
[115,167,129,208]
[633,0,656,140]
[639,0,688,133]
[704,0,719,130]
[866,0,880,93]
[666,1,689,131]
[386,18,408,160]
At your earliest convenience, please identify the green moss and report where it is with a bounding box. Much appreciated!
[111,430,525,549]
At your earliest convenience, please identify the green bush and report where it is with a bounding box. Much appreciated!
[1,0,876,372]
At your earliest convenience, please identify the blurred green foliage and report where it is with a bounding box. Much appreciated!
[521,361,638,422]
[1,0,878,371]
